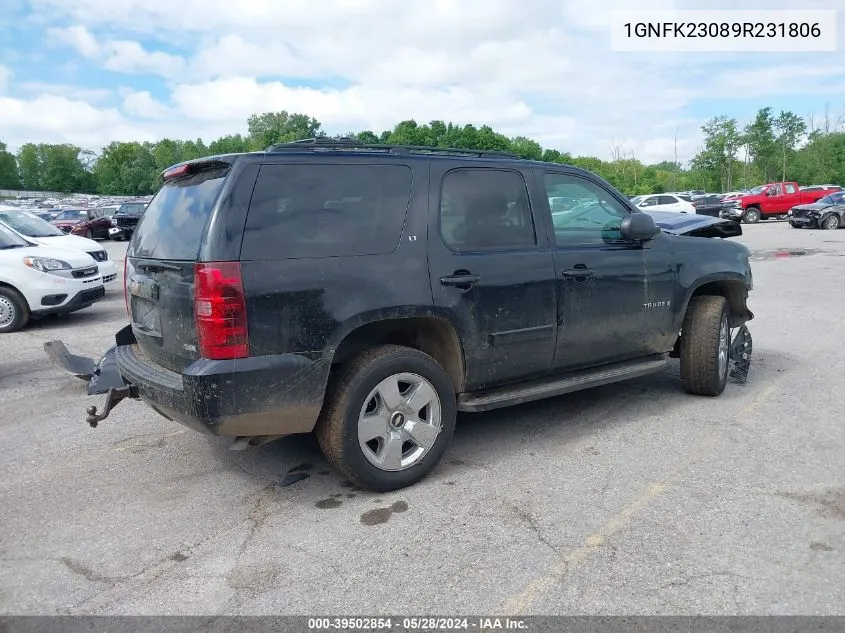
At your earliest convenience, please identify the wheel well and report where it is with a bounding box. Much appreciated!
[688,280,752,327]
[331,317,465,393]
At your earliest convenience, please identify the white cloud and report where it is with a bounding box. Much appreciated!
[122,90,171,119]
[0,65,10,93]
[8,0,845,165]
[47,25,99,58]
[15,80,112,103]
[47,25,185,77]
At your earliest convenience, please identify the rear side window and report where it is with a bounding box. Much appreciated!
[439,168,536,251]
[130,166,229,260]
[241,164,412,260]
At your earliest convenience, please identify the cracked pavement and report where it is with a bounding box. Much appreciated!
[1,226,844,615]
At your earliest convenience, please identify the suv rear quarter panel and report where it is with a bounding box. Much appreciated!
[231,155,435,360]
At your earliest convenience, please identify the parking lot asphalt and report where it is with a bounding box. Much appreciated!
[1,224,844,616]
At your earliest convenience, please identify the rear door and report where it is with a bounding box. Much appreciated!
[125,162,233,371]
[428,164,557,391]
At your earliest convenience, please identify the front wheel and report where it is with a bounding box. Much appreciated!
[742,207,760,224]
[84,229,93,239]
[680,296,730,397]
[0,287,30,333]
[316,345,457,492]
[821,214,841,230]
[789,222,802,229]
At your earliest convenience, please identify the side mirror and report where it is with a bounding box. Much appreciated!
[621,213,661,241]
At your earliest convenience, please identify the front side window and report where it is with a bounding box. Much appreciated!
[439,168,536,251]
[543,173,629,245]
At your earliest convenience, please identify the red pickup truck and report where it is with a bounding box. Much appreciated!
[720,182,841,223]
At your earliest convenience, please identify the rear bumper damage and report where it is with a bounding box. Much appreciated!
[44,325,330,442]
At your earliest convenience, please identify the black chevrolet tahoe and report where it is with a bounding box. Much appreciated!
[46,139,754,492]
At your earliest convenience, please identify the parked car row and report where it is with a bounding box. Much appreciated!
[4,195,151,242]
[0,205,120,333]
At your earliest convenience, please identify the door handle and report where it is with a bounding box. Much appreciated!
[440,272,480,289]
[562,266,594,283]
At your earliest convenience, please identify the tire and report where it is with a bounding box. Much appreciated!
[316,344,457,492]
[0,286,30,333]
[789,222,802,229]
[820,214,841,230]
[680,296,730,397]
[742,207,760,224]
[85,229,93,239]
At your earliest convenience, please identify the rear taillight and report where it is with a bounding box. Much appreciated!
[194,262,249,360]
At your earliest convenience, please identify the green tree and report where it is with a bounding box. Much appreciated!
[15,143,93,192]
[17,144,41,190]
[208,134,249,155]
[0,142,21,189]
[773,110,806,181]
[743,107,778,183]
[247,111,323,149]
[93,142,157,195]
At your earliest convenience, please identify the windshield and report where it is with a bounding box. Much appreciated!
[0,210,65,237]
[55,210,88,220]
[747,186,767,195]
[818,192,845,205]
[0,223,31,249]
[118,203,147,215]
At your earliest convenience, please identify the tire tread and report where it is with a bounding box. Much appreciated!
[680,295,728,397]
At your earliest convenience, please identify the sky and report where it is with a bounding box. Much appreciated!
[0,0,844,164]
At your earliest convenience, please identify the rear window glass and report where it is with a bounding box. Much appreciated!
[130,166,229,260]
[241,163,413,260]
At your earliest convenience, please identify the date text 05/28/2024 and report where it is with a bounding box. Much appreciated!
[609,9,837,52]
[307,617,528,630]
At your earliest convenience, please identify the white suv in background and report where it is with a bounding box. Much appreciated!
[0,207,118,284]
[630,194,696,213]
[0,223,106,333]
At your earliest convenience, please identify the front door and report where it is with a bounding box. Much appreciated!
[538,171,675,371]
[428,165,558,391]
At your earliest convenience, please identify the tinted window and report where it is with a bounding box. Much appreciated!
[638,196,658,207]
[439,169,535,251]
[543,173,629,245]
[242,163,412,260]
[118,203,147,215]
[130,165,230,261]
[657,195,677,205]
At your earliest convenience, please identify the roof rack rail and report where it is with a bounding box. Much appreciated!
[266,137,519,159]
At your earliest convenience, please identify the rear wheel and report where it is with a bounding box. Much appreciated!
[742,207,760,224]
[680,296,730,397]
[0,287,30,333]
[316,344,457,492]
[821,214,841,230]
